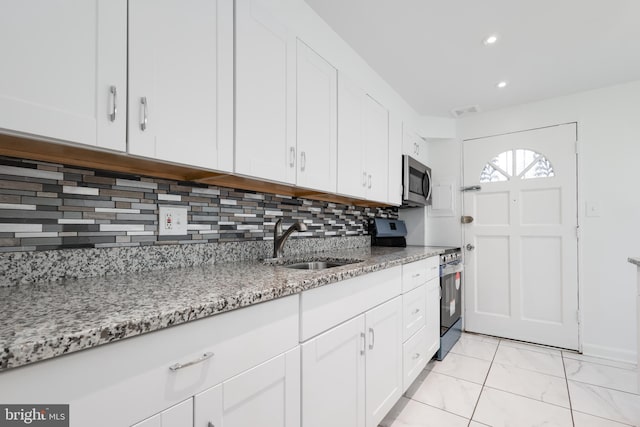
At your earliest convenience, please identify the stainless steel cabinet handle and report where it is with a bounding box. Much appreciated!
[367,174,372,189]
[362,171,367,187]
[300,151,306,172]
[168,351,214,371]
[289,147,295,167]
[412,308,420,315]
[368,327,375,350]
[360,332,366,355]
[413,352,421,360]
[416,143,420,155]
[412,273,421,279]
[466,243,475,251]
[140,97,148,131]
[109,86,117,122]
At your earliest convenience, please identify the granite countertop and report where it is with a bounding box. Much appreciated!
[0,245,449,371]
[629,257,640,267]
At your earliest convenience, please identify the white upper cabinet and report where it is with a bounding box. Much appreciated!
[337,75,390,203]
[403,124,428,166]
[296,40,338,193]
[128,0,233,172]
[235,0,297,184]
[363,95,390,203]
[337,74,366,199]
[0,0,126,151]
[387,114,403,206]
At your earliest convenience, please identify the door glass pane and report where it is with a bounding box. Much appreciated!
[521,157,555,179]
[480,164,508,183]
[480,149,555,183]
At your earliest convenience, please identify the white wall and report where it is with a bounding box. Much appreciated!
[400,138,463,248]
[458,80,640,362]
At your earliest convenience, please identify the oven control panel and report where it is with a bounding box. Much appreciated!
[440,251,462,265]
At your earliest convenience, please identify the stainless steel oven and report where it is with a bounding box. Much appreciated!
[436,248,463,360]
[402,155,432,207]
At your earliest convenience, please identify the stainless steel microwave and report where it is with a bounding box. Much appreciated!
[402,155,432,207]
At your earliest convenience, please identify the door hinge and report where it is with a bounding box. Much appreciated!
[575,140,580,154]
[576,225,581,239]
[576,309,580,323]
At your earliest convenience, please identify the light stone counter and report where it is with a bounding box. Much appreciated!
[0,245,449,371]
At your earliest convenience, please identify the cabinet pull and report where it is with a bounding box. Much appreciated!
[416,143,420,155]
[289,147,295,167]
[362,171,367,187]
[367,174,372,189]
[413,352,421,360]
[168,351,214,371]
[300,151,306,172]
[368,327,375,350]
[360,332,366,355]
[412,273,421,279]
[109,86,117,122]
[412,308,421,315]
[140,97,148,131]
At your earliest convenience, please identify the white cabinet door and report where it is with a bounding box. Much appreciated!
[128,0,233,171]
[195,348,300,427]
[365,296,403,427]
[236,0,296,184]
[363,95,389,203]
[296,40,337,193]
[425,277,441,358]
[302,315,366,427]
[403,124,428,165]
[0,0,126,151]
[387,114,403,206]
[337,73,366,199]
[131,399,193,427]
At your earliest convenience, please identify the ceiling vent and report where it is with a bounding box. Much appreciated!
[450,105,480,118]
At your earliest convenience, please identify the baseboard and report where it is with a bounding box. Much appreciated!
[581,342,637,364]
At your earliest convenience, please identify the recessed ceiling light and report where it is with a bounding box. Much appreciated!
[483,35,498,45]
[496,81,508,89]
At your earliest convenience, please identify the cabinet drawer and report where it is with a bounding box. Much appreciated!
[300,266,402,341]
[403,257,439,292]
[402,326,429,392]
[402,284,426,342]
[0,295,299,427]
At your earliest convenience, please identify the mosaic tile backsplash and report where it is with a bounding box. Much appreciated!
[0,156,397,252]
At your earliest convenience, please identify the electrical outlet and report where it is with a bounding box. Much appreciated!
[159,206,188,236]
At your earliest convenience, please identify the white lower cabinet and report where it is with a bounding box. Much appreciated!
[425,277,441,359]
[301,296,402,427]
[131,399,193,427]
[400,258,441,392]
[194,347,300,427]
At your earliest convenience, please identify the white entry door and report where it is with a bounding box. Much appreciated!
[462,124,579,350]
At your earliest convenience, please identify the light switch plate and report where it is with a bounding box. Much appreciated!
[159,206,188,235]
[585,201,600,217]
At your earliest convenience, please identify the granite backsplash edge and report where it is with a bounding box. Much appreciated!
[0,235,371,286]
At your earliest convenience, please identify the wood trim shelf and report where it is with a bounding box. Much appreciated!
[0,134,391,208]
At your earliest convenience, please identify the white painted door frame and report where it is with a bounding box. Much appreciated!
[461,122,582,351]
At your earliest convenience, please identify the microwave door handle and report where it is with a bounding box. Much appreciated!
[422,170,432,200]
[403,157,410,200]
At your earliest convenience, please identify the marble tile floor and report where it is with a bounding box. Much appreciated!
[380,332,640,427]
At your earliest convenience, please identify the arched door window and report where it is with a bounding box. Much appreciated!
[480,149,555,183]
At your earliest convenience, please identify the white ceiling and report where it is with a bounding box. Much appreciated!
[304,0,640,118]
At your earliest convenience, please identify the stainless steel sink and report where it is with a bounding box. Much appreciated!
[265,257,362,270]
[284,261,348,270]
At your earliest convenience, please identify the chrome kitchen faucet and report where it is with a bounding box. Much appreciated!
[273,219,307,258]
